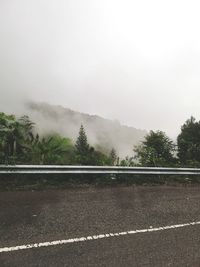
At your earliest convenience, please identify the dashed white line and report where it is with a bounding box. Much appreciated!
[1,221,200,253]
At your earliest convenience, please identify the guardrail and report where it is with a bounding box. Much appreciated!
[0,165,200,175]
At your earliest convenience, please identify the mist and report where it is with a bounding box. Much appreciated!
[1,0,200,138]
[24,102,146,158]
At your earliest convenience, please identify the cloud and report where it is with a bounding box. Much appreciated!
[1,0,200,138]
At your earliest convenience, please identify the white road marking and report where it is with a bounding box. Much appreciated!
[1,221,200,253]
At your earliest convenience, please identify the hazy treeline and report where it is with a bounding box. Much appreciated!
[0,112,116,165]
[0,112,200,167]
[134,116,200,168]
[26,102,147,158]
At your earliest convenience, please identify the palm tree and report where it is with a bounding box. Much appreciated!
[0,113,35,163]
[29,135,70,164]
[0,113,22,161]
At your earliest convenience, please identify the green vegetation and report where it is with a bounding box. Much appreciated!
[2,111,200,189]
[134,130,176,167]
[1,112,200,169]
[0,112,112,165]
[177,116,200,167]
[134,116,200,168]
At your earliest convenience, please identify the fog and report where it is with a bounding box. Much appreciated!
[1,0,200,138]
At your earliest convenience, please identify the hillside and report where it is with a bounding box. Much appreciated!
[26,102,147,157]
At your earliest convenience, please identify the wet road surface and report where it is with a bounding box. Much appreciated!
[1,185,200,266]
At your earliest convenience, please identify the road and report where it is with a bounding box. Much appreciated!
[1,185,200,266]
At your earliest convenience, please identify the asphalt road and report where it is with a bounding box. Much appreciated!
[1,185,200,266]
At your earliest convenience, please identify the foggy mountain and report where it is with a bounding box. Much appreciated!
[26,102,147,158]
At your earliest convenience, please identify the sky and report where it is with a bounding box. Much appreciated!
[1,0,200,138]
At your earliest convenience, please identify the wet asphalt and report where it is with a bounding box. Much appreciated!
[1,185,200,266]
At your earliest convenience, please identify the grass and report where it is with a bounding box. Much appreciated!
[0,173,200,191]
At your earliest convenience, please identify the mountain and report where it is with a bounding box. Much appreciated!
[26,102,147,158]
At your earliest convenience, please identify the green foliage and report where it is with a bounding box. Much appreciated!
[75,125,89,154]
[120,156,135,166]
[177,116,200,167]
[0,114,112,166]
[28,134,74,164]
[134,130,176,167]
[0,113,30,164]
[2,111,200,169]
[0,112,75,165]
[75,125,90,165]
[109,148,117,165]
[74,125,112,165]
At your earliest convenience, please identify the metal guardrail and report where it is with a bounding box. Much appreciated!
[0,165,200,175]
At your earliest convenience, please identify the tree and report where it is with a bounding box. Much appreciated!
[75,125,90,164]
[18,115,35,143]
[120,156,135,166]
[0,113,24,163]
[134,130,175,167]
[0,112,76,165]
[109,148,117,165]
[177,116,200,166]
[29,134,74,164]
[89,148,111,166]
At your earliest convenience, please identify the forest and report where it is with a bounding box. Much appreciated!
[0,112,200,168]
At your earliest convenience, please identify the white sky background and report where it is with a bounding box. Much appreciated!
[1,0,200,138]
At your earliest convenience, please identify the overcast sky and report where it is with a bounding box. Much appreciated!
[1,0,200,138]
